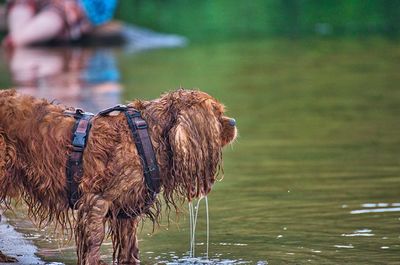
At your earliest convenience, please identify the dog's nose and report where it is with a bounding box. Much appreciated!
[228,118,236,127]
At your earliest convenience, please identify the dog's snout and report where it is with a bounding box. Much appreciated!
[228,118,236,127]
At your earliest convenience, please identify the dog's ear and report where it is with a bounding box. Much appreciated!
[169,123,196,199]
[167,103,222,201]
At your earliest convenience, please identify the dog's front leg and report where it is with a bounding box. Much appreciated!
[112,218,140,264]
[75,194,110,265]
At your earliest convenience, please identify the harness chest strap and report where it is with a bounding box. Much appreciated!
[124,108,160,195]
[66,110,94,209]
[66,106,161,218]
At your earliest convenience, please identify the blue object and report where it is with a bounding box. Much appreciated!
[80,0,118,26]
[80,50,120,84]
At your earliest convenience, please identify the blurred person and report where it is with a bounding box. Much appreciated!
[2,0,118,48]
[6,47,122,113]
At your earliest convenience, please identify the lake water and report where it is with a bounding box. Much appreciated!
[0,38,400,264]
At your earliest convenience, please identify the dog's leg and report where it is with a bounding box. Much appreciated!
[75,194,110,265]
[111,218,140,264]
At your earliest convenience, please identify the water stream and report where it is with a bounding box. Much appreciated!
[188,197,209,259]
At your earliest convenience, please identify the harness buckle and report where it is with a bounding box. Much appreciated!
[148,165,156,172]
[72,133,87,148]
[135,120,147,129]
[75,108,84,115]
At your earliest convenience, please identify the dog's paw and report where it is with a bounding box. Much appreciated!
[117,260,141,265]
[0,251,18,263]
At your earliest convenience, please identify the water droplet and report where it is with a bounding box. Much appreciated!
[334,244,354,249]
[378,203,389,207]
[361,203,377,208]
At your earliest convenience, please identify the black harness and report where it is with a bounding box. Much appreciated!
[66,105,160,218]
[66,109,94,209]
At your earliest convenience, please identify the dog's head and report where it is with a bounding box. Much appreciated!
[147,89,237,203]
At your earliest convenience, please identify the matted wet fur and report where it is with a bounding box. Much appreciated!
[0,89,237,264]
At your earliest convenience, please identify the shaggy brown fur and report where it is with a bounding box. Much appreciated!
[0,89,237,264]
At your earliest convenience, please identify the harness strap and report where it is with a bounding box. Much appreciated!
[100,105,161,218]
[124,108,160,194]
[66,110,94,209]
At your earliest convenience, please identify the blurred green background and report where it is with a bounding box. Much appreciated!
[1,0,400,40]
[115,0,400,40]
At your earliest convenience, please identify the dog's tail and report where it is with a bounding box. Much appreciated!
[0,131,7,207]
[0,129,18,208]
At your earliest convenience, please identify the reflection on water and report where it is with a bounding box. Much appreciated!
[7,47,122,113]
[153,256,251,265]
[348,202,400,215]
[341,229,374,237]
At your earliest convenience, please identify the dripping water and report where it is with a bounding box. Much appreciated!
[205,196,209,259]
[188,196,210,259]
[188,201,194,256]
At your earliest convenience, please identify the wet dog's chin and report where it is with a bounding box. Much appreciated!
[222,126,237,146]
[230,127,238,144]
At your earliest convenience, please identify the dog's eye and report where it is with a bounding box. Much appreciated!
[209,101,225,117]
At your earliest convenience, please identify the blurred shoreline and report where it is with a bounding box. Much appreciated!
[0,213,45,265]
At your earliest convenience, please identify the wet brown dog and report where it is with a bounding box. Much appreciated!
[0,89,237,264]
